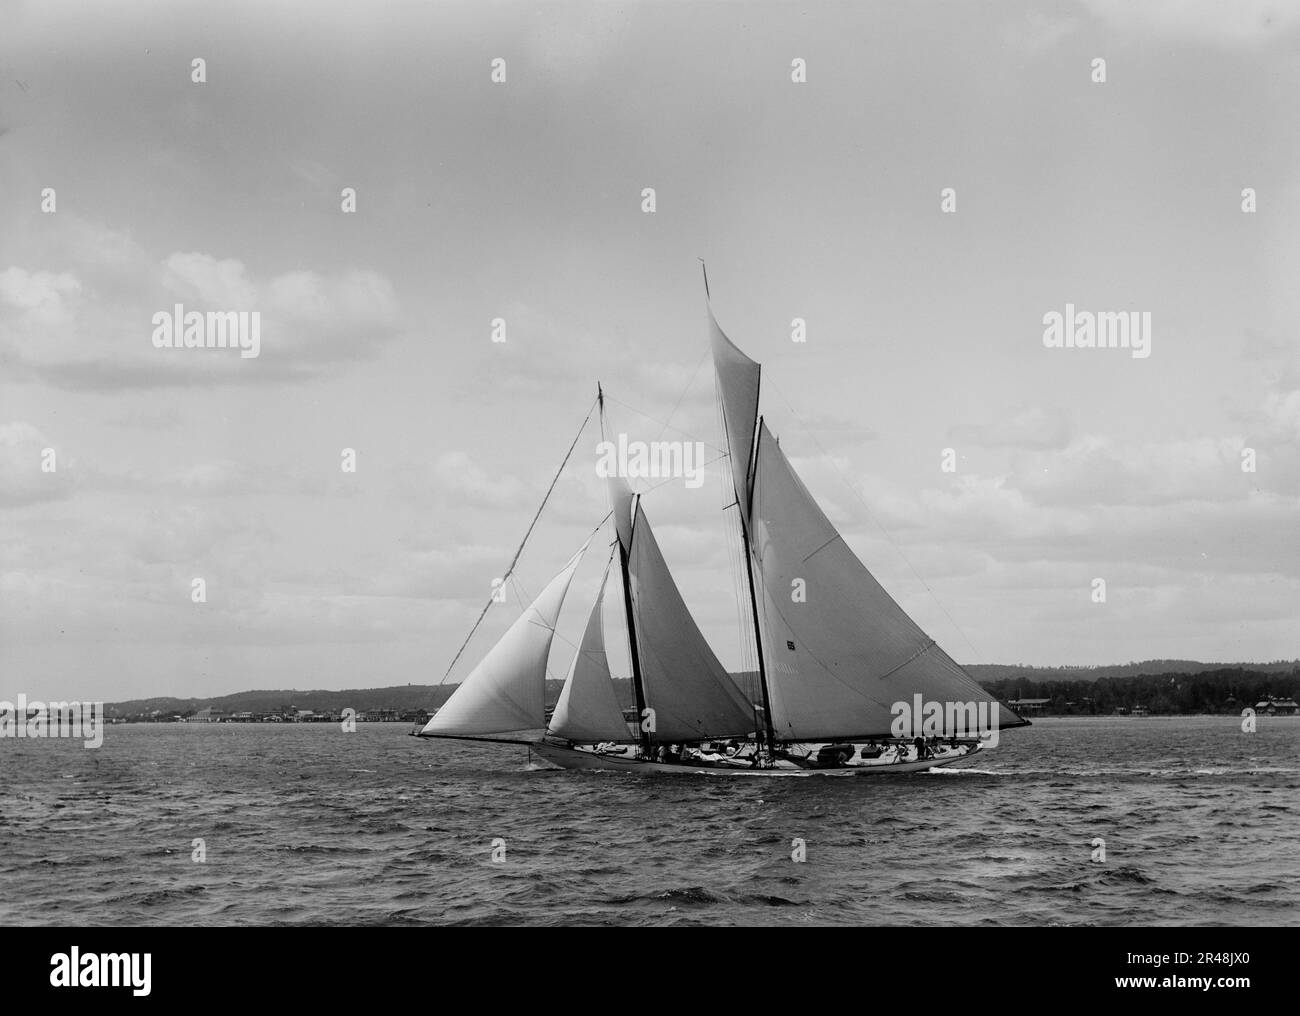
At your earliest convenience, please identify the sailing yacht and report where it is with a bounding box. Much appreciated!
[417,277,1027,775]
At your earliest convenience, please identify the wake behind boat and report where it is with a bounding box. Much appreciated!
[417,270,1027,776]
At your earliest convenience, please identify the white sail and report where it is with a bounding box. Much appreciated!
[709,306,761,510]
[547,565,629,742]
[608,475,636,551]
[423,541,588,736]
[628,503,756,741]
[750,422,1015,740]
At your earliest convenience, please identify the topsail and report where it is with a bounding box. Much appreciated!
[709,307,761,512]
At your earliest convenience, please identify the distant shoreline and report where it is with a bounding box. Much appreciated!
[95,712,1300,727]
[89,662,1299,724]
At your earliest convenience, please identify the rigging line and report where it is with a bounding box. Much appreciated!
[510,510,617,639]
[603,395,726,454]
[627,451,731,499]
[654,348,712,444]
[512,509,616,611]
[546,633,579,673]
[541,536,620,684]
[544,544,619,664]
[436,403,604,687]
[600,398,724,497]
[508,572,533,609]
[766,381,984,665]
[601,452,731,506]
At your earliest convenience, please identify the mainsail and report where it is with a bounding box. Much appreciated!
[547,562,630,742]
[708,306,1024,742]
[750,423,1014,739]
[626,502,756,741]
[422,541,588,736]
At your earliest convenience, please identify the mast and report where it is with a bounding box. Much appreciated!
[703,262,778,750]
[599,383,653,756]
[740,423,776,750]
[618,507,653,755]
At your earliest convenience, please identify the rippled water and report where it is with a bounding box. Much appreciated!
[2,716,1296,926]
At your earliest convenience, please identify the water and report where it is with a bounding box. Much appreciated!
[2,717,1296,926]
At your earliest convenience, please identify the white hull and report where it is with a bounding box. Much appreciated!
[531,739,985,776]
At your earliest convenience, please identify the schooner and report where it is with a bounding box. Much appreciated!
[417,276,1027,775]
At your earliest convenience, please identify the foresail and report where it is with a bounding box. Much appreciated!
[628,503,756,740]
[548,564,629,742]
[751,423,1020,740]
[709,306,761,511]
[423,541,589,736]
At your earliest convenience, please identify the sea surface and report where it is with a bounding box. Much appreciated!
[2,716,1297,926]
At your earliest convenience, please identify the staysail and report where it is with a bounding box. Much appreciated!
[749,423,1021,740]
[422,541,588,736]
[627,502,756,740]
[547,561,630,742]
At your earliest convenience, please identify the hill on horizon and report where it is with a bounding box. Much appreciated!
[102,659,1299,717]
[962,659,1299,682]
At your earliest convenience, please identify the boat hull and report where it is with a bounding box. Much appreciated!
[531,740,984,776]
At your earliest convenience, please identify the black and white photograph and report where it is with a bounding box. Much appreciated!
[1,0,1296,990]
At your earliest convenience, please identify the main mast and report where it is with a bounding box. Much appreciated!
[598,383,653,757]
[702,264,778,751]
[737,430,776,750]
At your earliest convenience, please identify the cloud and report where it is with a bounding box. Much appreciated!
[795,411,879,446]
[0,421,75,507]
[392,451,530,511]
[361,543,512,602]
[434,451,529,507]
[1229,330,1300,491]
[164,459,339,498]
[1001,11,1080,54]
[949,406,1072,451]
[1079,0,1300,47]
[162,252,257,307]
[1004,434,1270,507]
[1260,388,1300,443]
[0,267,81,324]
[0,218,406,389]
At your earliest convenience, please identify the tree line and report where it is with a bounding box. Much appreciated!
[983,667,1300,715]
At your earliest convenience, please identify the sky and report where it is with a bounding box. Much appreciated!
[1,0,1298,702]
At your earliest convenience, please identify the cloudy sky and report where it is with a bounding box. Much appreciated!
[2,0,1297,702]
